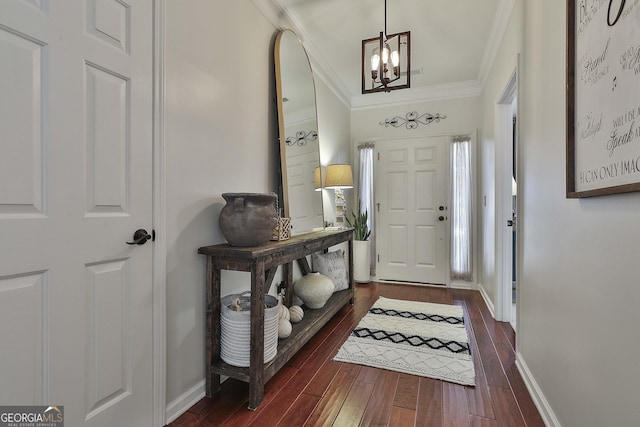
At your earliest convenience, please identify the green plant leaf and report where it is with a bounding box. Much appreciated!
[347,199,370,241]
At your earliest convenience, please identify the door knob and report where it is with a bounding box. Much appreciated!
[126,229,152,245]
[439,206,445,211]
[438,216,445,221]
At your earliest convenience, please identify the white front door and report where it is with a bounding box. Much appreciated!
[376,137,449,285]
[0,1,154,426]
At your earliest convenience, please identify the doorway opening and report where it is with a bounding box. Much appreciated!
[496,57,519,328]
[510,105,518,327]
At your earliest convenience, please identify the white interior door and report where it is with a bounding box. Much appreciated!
[376,137,449,285]
[0,1,154,426]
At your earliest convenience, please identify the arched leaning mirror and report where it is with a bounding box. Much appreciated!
[275,29,324,234]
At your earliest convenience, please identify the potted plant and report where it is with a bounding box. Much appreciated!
[346,201,371,283]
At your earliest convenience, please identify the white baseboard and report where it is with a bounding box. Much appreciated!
[376,279,446,287]
[476,283,496,319]
[515,352,562,427]
[449,281,474,290]
[475,283,559,426]
[165,380,205,424]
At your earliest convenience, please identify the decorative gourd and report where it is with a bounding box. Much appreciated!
[278,319,292,338]
[278,304,290,321]
[289,306,304,323]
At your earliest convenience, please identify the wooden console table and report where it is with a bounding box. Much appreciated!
[198,229,354,409]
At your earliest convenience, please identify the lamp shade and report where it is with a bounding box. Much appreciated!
[324,164,353,189]
[314,166,326,191]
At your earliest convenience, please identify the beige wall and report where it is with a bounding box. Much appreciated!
[164,1,277,415]
[478,0,524,310]
[163,1,351,420]
[516,1,640,426]
[351,97,482,142]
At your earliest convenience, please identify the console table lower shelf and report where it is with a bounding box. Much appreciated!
[212,289,351,384]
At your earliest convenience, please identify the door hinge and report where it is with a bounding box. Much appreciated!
[377,203,380,212]
[377,152,380,161]
[377,254,380,262]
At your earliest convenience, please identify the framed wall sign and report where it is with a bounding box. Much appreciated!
[567,0,640,198]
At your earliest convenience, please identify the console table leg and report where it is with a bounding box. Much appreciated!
[206,373,221,398]
[348,237,355,304]
[248,387,264,410]
[283,262,293,306]
[206,260,222,397]
[248,260,266,409]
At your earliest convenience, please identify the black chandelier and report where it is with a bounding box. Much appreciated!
[361,0,411,94]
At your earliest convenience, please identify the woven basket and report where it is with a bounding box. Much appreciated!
[220,291,279,367]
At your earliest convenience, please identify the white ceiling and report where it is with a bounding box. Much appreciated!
[254,0,516,109]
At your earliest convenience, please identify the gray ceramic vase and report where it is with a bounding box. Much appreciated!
[219,192,278,247]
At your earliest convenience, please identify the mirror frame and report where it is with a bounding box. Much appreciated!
[274,29,324,232]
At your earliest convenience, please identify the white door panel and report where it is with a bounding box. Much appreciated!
[0,1,154,426]
[0,272,46,403]
[376,137,449,285]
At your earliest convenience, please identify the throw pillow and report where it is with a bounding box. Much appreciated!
[312,249,349,292]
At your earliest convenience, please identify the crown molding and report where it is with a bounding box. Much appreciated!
[477,0,517,87]
[251,0,290,29]
[252,0,352,108]
[350,80,483,111]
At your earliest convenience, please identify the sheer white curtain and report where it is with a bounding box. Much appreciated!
[358,143,375,273]
[451,136,473,281]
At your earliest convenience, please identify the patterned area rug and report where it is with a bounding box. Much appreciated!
[334,297,475,386]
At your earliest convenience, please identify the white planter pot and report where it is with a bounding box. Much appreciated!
[353,240,371,283]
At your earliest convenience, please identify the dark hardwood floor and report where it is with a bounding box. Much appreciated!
[168,282,545,426]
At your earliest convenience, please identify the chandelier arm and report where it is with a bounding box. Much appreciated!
[384,0,387,39]
[380,33,387,89]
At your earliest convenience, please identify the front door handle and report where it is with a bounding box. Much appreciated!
[126,229,152,245]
